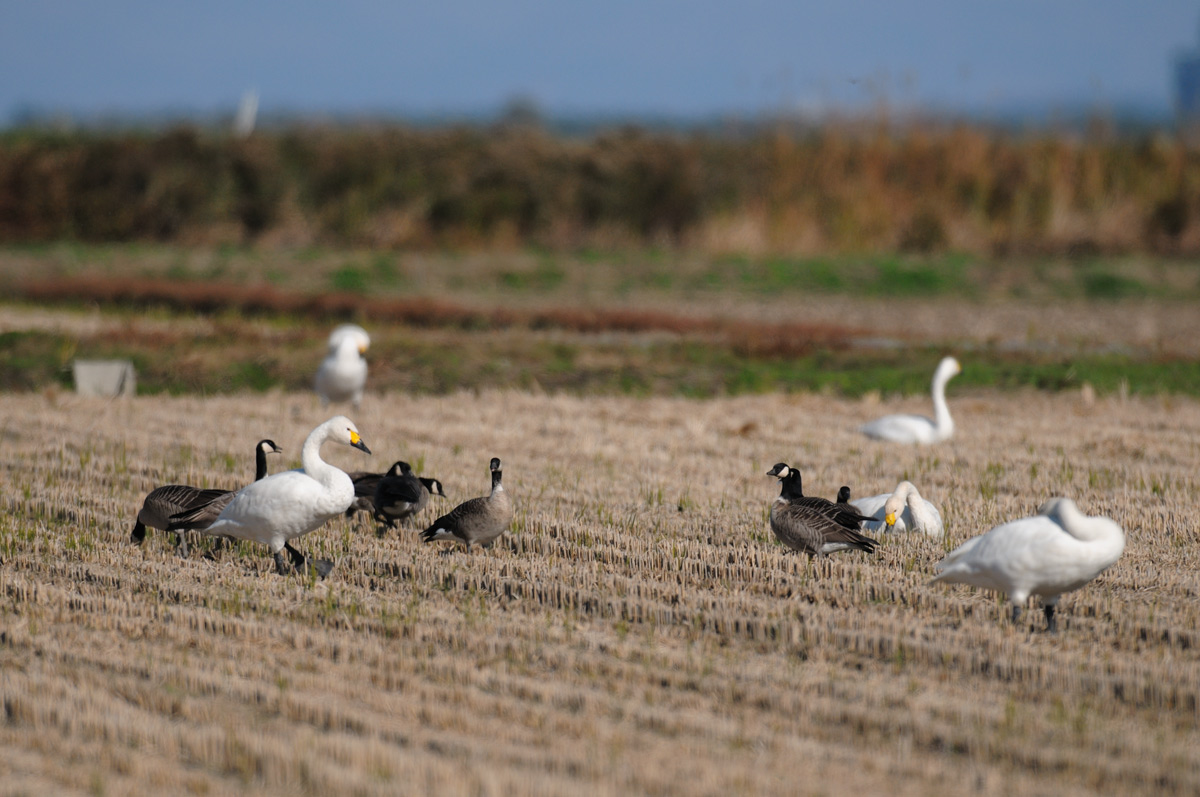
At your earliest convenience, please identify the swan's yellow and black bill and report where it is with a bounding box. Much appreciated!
[885,512,897,527]
[350,430,371,454]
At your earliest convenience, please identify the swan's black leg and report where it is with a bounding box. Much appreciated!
[273,551,290,575]
[1011,605,1022,625]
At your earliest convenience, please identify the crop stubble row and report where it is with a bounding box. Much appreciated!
[0,388,1198,795]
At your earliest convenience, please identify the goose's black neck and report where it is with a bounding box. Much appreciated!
[778,469,804,500]
[255,444,269,480]
[491,469,503,489]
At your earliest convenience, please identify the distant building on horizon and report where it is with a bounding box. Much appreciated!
[1174,21,1200,119]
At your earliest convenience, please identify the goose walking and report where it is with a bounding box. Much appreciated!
[192,417,371,577]
[133,438,282,556]
[861,356,961,444]
[930,497,1125,632]
[421,457,511,551]
[766,464,877,557]
[374,461,446,529]
[850,480,944,538]
[315,324,369,409]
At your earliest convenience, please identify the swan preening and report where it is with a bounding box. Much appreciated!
[315,324,370,409]
[194,416,371,577]
[931,497,1125,632]
[861,356,961,444]
[766,464,877,557]
[421,457,511,551]
[850,480,944,538]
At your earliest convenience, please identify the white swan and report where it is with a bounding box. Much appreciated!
[201,416,371,577]
[850,480,943,538]
[315,324,370,408]
[930,497,1125,632]
[860,356,961,444]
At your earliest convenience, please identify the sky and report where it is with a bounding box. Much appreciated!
[3,1,1199,124]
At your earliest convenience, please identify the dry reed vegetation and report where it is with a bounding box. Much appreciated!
[4,124,1200,254]
[2,387,1199,795]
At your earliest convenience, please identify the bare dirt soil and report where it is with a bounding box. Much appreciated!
[2,387,1198,795]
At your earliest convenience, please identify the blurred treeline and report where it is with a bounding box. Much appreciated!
[1,123,1197,255]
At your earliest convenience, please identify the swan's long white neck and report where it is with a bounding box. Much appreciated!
[906,489,938,532]
[930,365,955,440]
[302,422,340,486]
[1048,499,1125,548]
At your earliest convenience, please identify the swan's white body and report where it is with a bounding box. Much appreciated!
[315,325,369,408]
[850,480,943,538]
[861,356,961,444]
[203,416,369,556]
[931,497,1125,629]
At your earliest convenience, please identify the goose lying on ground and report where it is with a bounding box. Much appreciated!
[850,480,944,538]
[345,469,384,519]
[193,416,371,577]
[421,457,510,551]
[930,497,1125,632]
[766,464,877,557]
[374,461,446,529]
[861,356,961,444]
[133,438,282,556]
[315,324,369,409]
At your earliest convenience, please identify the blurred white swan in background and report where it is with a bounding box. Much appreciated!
[930,497,1125,632]
[315,324,369,408]
[849,480,943,538]
[860,356,961,444]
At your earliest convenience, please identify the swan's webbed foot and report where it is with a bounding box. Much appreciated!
[283,542,333,578]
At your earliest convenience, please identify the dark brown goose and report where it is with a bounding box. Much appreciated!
[420,457,510,551]
[344,469,384,519]
[133,438,281,557]
[166,439,283,537]
[766,463,877,557]
[373,460,446,529]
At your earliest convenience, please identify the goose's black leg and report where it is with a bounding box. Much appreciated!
[1011,605,1022,625]
[174,532,189,558]
[1043,604,1057,634]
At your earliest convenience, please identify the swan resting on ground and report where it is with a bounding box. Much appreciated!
[860,356,961,444]
[315,324,370,409]
[850,480,944,538]
[198,416,371,577]
[930,497,1125,632]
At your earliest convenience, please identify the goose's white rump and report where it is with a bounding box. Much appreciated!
[315,325,370,408]
[861,356,961,444]
[931,497,1125,631]
[202,416,371,574]
[851,480,943,538]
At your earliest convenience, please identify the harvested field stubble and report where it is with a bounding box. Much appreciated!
[1,389,1199,795]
